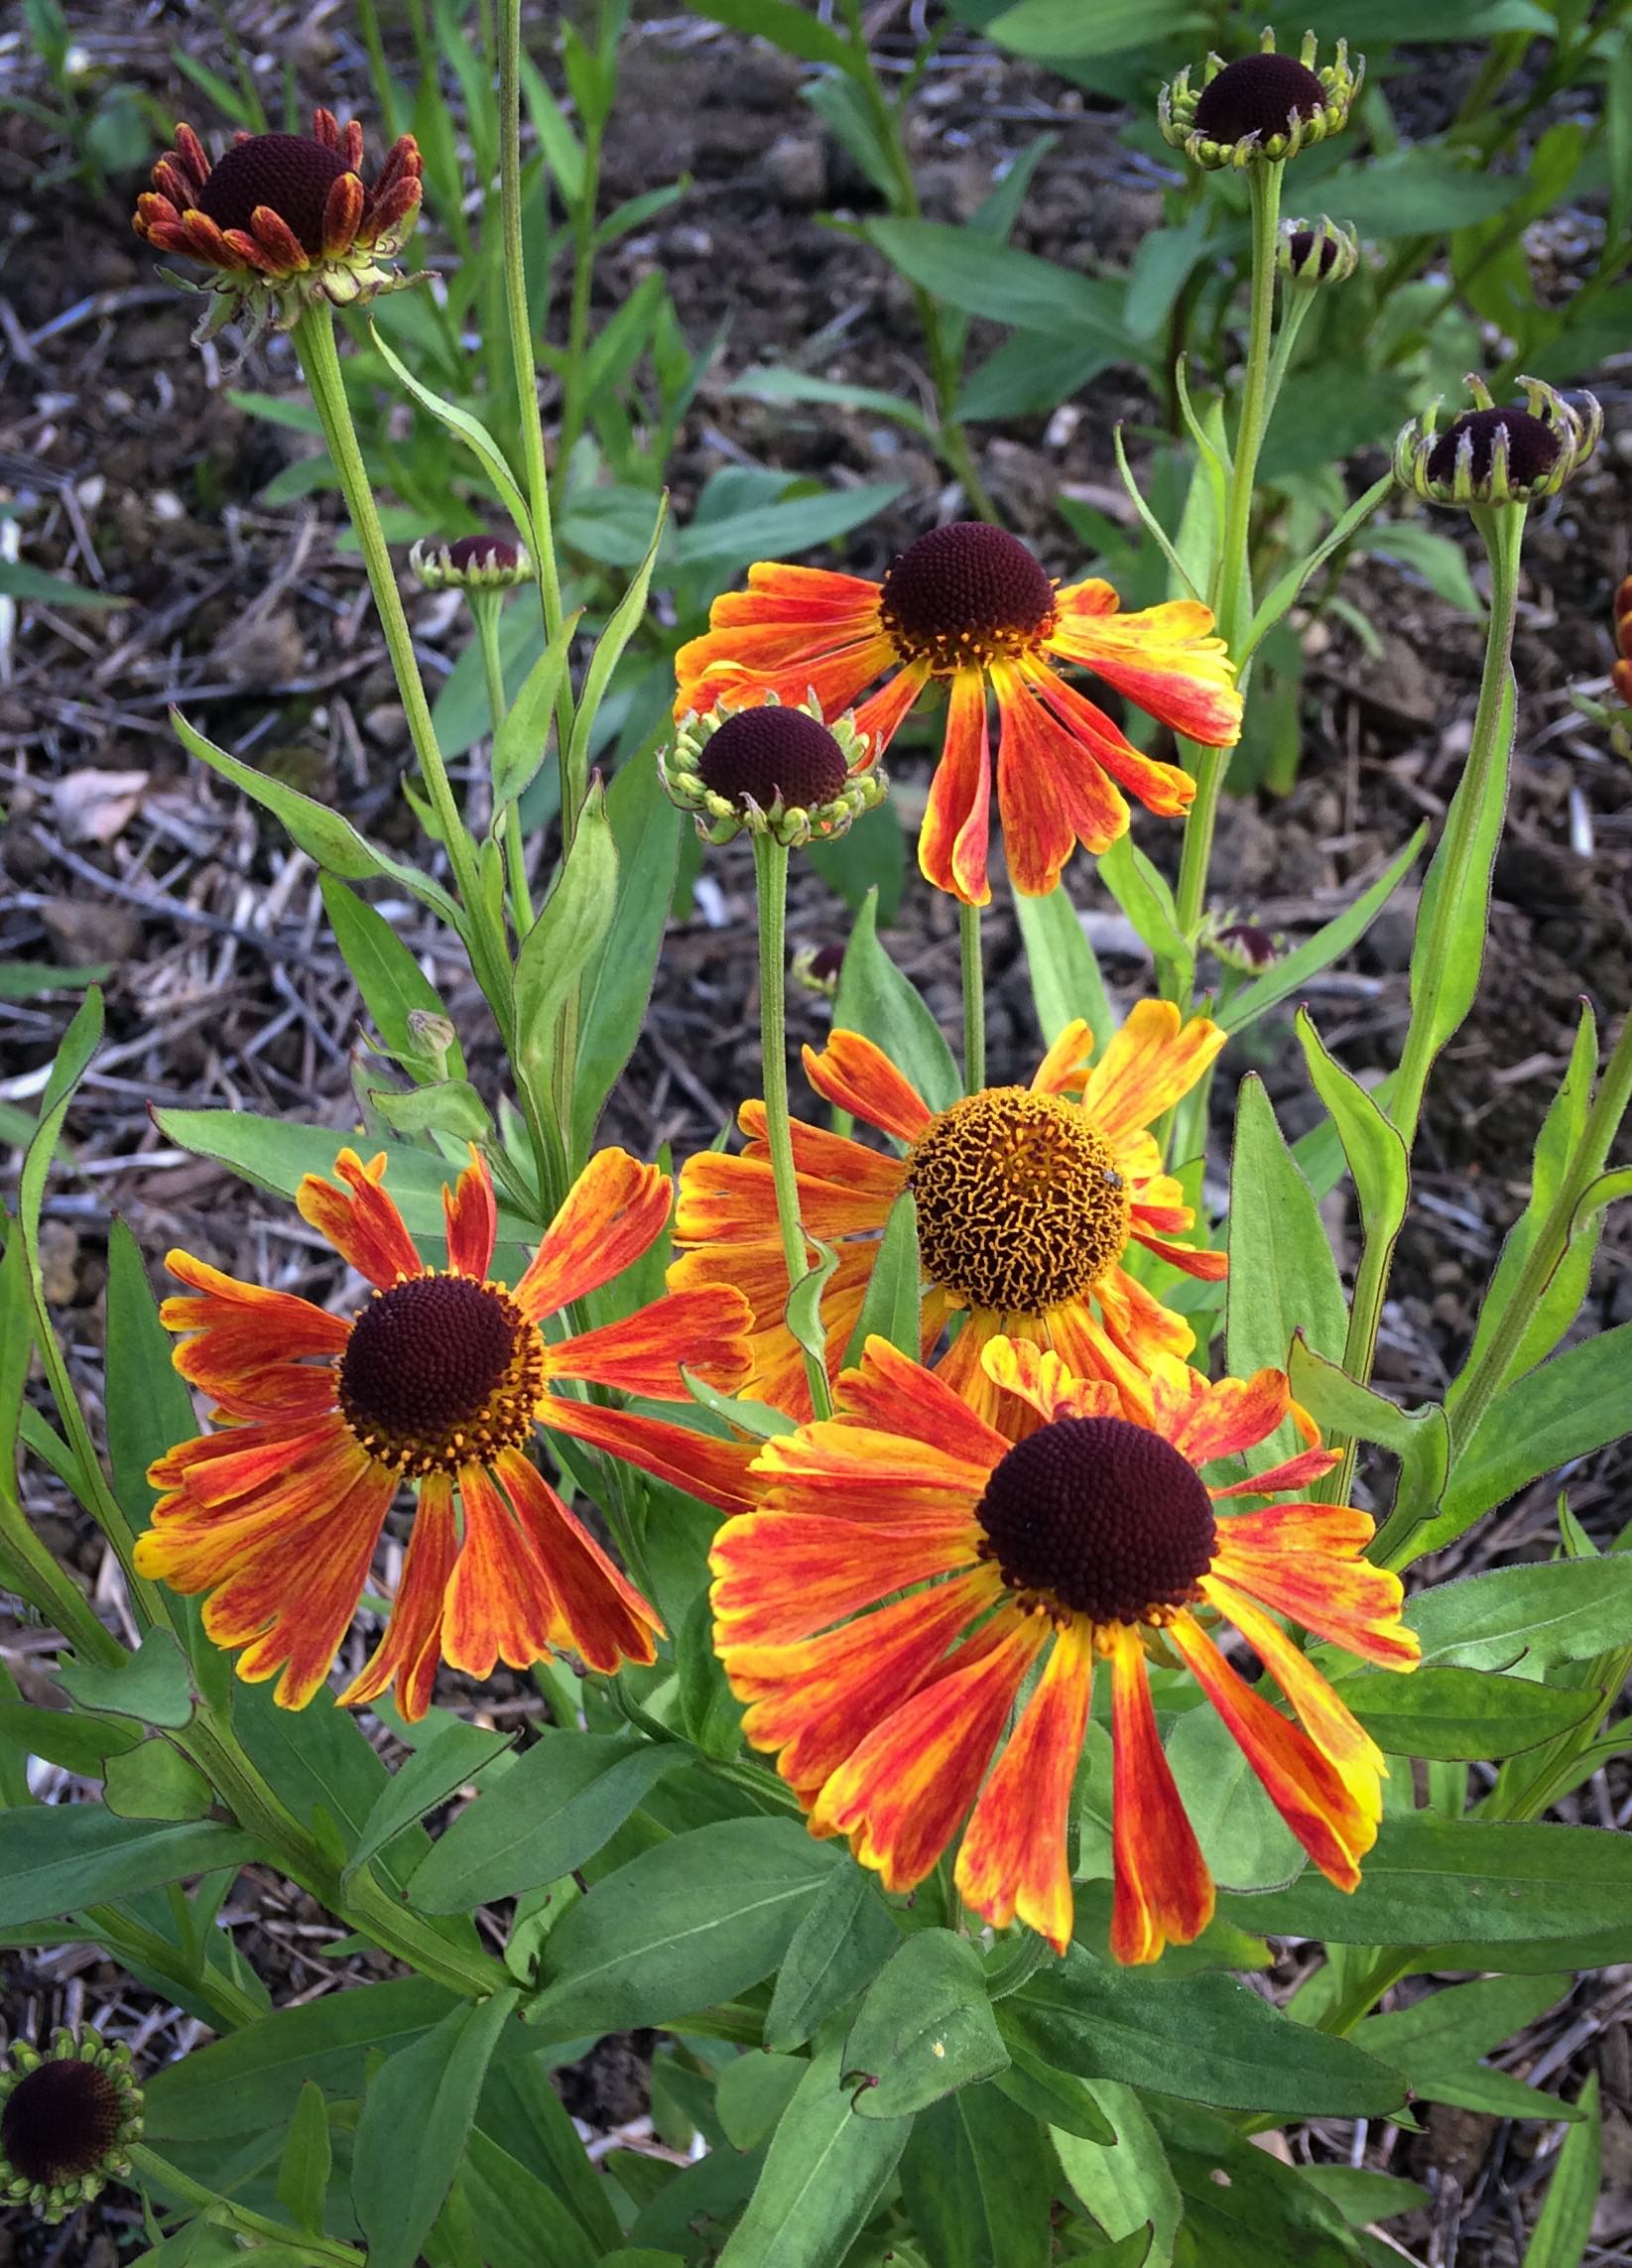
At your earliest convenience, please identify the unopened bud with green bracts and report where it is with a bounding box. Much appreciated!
[662,693,884,849]
[0,2028,144,2224]
[1160,30,1362,172]
[410,533,535,591]
[1394,375,1601,510]
[1278,215,1359,288]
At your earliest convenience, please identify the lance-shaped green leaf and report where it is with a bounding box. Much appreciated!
[1408,668,1517,1071]
[352,1987,521,2268]
[1406,1556,1632,1675]
[565,496,668,791]
[1238,474,1393,664]
[899,2081,1054,2268]
[492,608,580,813]
[765,1862,901,2055]
[368,322,534,546]
[1428,1322,1632,1551]
[1522,2071,1600,2268]
[1099,834,1191,992]
[57,1629,193,1729]
[514,779,618,1086]
[1286,1336,1448,1534]
[1296,1010,1409,1246]
[843,1929,1008,2118]
[0,1807,256,1929]
[717,2032,912,2268]
[1014,877,1116,1058]
[318,875,465,1075]
[572,749,684,1155]
[1330,1666,1600,1760]
[842,1192,921,1366]
[1225,1078,1347,1462]
[1218,828,1426,1037]
[832,891,959,1119]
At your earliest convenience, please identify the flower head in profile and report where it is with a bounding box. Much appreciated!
[410,534,535,592]
[1161,31,1362,171]
[673,523,1240,904]
[133,109,423,339]
[713,1335,1418,1961]
[663,693,882,847]
[0,2029,143,2223]
[671,1003,1227,1424]
[1394,375,1601,509]
[136,1146,755,1718]
[1277,215,1359,290]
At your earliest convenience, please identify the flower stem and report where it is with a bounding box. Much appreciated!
[471,591,535,935]
[292,307,505,999]
[753,831,833,1422]
[1328,504,1526,1508]
[131,2147,364,2267]
[1171,158,1284,963]
[959,900,986,1095]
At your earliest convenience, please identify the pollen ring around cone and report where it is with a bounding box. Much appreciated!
[336,1271,545,1476]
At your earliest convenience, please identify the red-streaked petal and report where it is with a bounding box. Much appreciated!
[833,1335,1011,1469]
[1106,1625,1213,1963]
[802,1031,934,1144]
[443,1148,497,1280]
[174,122,210,190]
[538,1394,761,1515]
[1201,1575,1385,1800]
[162,1250,348,1349]
[918,668,993,907]
[978,1333,1121,1426]
[742,562,883,608]
[440,1460,559,1678]
[992,662,1126,892]
[1095,1263,1195,1367]
[1210,1527,1420,1671]
[146,1415,368,1523]
[711,1510,975,1645]
[668,1237,877,1414]
[513,1148,672,1321]
[1130,1227,1228,1280]
[542,1287,751,1396]
[738,1100,906,1198]
[1167,1366,1293,1468]
[1045,591,1242,748]
[1078,1000,1226,1152]
[297,1149,423,1288]
[496,1448,661,1673]
[248,203,311,270]
[312,106,340,149]
[1210,1447,1340,1499]
[1165,1613,1373,1889]
[322,169,364,256]
[849,658,933,760]
[956,1619,1094,1954]
[753,1420,991,1521]
[811,1614,1045,1891]
[677,632,895,722]
[674,1146,898,1245]
[1024,660,1197,816]
[1043,1298,1161,1423]
[726,1568,999,1802]
[335,1474,457,1720]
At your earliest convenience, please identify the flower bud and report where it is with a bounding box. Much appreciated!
[410,534,534,591]
[1160,31,1362,171]
[662,693,884,848]
[1612,578,1632,710]
[1211,920,1281,974]
[791,942,846,997]
[1394,375,1601,509]
[1278,216,1359,289]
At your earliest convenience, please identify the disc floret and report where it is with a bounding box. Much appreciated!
[133,108,424,342]
[410,534,534,591]
[1160,30,1362,171]
[0,2029,143,2224]
[663,693,882,847]
[1394,374,1601,509]
[336,1271,545,1477]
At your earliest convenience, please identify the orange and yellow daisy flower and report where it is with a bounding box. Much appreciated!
[136,1145,755,1718]
[713,1334,1419,1962]
[671,1002,1228,1426]
[673,523,1242,904]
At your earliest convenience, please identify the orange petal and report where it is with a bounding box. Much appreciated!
[1130,1227,1228,1280]
[336,1473,457,1720]
[1165,1612,1374,1889]
[248,202,311,271]
[198,1460,396,1710]
[542,1287,750,1397]
[1211,1522,1420,1671]
[738,1100,906,1200]
[849,658,934,760]
[744,561,883,608]
[440,1459,560,1678]
[918,669,993,908]
[674,1145,897,1245]
[1045,590,1242,749]
[802,1030,934,1144]
[496,1449,661,1673]
[1094,1264,1195,1367]
[726,1567,999,1802]
[145,1416,370,1531]
[1201,1575,1385,1802]
[677,632,895,723]
[834,1334,1011,1469]
[1042,1298,1160,1424]
[1024,659,1197,816]
[513,1149,671,1321]
[710,1509,975,1646]
[956,1619,1093,1954]
[1078,1001,1225,1153]
[991,662,1126,892]
[753,1419,992,1521]
[811,1613,1045,1892]
[1031,1018,1096,1099]
[1106,1625,1214,1963]
[1166,1366,1292,1469]
[538,1394,761,1515]
[297,1149,423,1287]
[1210,1446,1340,1499]
[977,1333,1120,1428]
[670,1238,876,1419]
[443,1148,497,1280]
[321,169,364,256]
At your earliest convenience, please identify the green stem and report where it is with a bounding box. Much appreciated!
[554,110,605,507]
[1329,505,1526,1509]
[131,2146,364,2267]
[959,900,985,1095]
[753,832,833,1422]
[292,308,506,1000]
[83,1903,265,2032]
[1171,160,1284,965]
[471,592,536,936]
